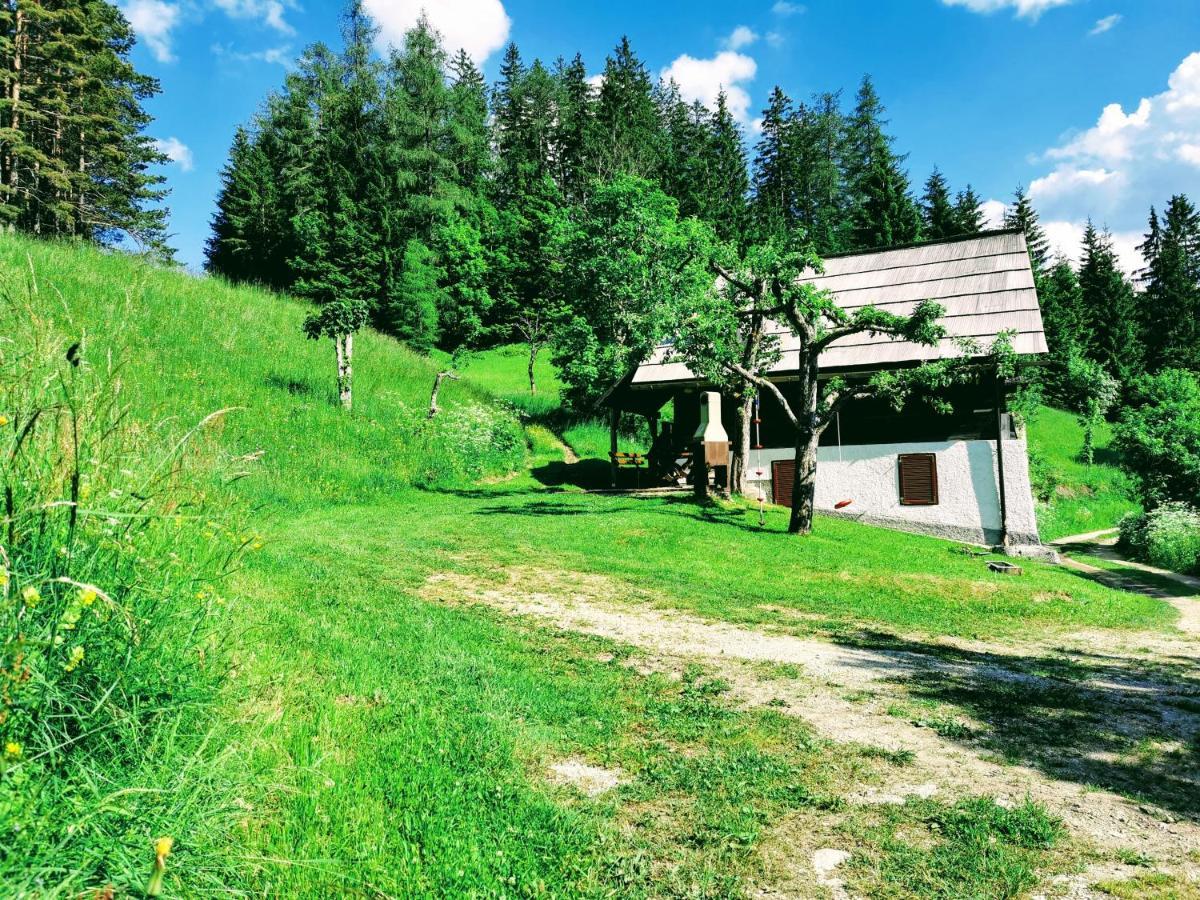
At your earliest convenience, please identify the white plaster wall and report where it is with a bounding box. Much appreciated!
[744,438,1041,546]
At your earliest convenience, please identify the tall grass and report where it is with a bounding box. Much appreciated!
[0,269,254,893]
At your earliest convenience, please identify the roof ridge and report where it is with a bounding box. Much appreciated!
[821,228,1024,261]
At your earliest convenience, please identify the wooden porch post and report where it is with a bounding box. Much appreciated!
[609,407,619,488]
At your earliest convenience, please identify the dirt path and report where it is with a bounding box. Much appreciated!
[424,566,1200,883]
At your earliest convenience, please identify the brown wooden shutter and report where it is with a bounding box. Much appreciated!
[772,460,795,507]
[898,453,938,505]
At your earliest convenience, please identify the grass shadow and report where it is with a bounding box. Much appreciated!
[833,629,1200,820]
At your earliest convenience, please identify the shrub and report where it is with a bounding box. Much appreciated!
[1113,369,1200,508]
[1118,503,1200,574]
[0,284,249,892]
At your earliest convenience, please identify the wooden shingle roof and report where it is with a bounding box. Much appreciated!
[630,229,1047,387]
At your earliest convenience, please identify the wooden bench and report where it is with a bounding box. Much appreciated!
[609,451,648,487]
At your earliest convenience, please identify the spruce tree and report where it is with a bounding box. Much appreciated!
[750,86,796,243]
[702,91,748,243]
[1037,256,1088,397]
[1003,186,1049,275]
[1139,194,1200,372]
[1079,220,1141,383]
[920,167,957,240]
[552,54,594,205]
[843,76,920,250]
[591,37,659,180]
[793,92,846,255]
[205,127,281,283]
[953,185,985,234]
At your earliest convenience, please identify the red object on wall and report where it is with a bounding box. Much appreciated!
[834,499,854,510]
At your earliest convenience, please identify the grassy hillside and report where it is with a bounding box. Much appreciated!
[2,237,526,511]
[1026,406,1138,541]
[1,237,1181,898]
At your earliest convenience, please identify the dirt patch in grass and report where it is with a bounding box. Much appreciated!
[547,757,624,796]
[423,565,1200,886]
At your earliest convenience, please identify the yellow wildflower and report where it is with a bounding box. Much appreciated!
[78,588,97,607]
[4,741,20,758]
[0,415,8,427]
[0,567,8,588]
[21,585,39,607]
[147,837,173,897]
[64,646,85,673]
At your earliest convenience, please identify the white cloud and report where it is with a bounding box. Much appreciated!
[772,1,804,15]
[1020,51,1200,266]
[586,73,605,90]
[154,137,194,172]
[765,30,785,48]
[1089,13,1121,35]
[121,0,181,62]
[1042,219,1144,274]
[723,25,758,51]
[362,0,510,62]
[212,0,295,34]
[212,42,292,66]
[660,51,757,124]
[979,198,1007,229]
[940,0,1073,20]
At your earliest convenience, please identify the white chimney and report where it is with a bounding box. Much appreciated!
[692,391,730,467]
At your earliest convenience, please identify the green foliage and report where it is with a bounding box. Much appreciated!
[1003,186,1049,275]
[553,175,715,410]
[1119,503,1200,575]
[1079,220,1142,383]
[920,167,957,240]
[388,238,442,352]
[1114,368,1200,508]
[1061,353,1119,466]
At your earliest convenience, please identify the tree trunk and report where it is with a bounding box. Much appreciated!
[787,426,820,534]
[731,392,752,496]
[527,342,537,395]
[428,370,459,418]
[788,359,822,534]
[335,334,353,411]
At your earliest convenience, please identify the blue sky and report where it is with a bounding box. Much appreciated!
[123,0,1200,271]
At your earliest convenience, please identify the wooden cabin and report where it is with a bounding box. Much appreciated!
[602,229,1047,549]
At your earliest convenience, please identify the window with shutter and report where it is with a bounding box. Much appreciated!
[898,453,938,505]
[772,460,795,507]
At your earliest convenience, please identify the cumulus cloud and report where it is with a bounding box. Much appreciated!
[723,26,758,51]
[154,137,194,172]
[660,51,757,124]
[940,0,1073,20]
[1089,13,1121,35]
[1018,51,1200,272]
[362,0,510,62]
[979,198,1007,229]
[212,0,295,34]
[121,0,181,62]
[1041,219,1144,274]
[772,1,804,15]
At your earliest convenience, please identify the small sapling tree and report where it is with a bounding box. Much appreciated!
[1063,352,1119,467]
[303,298,369,411]
[672,236,988,535]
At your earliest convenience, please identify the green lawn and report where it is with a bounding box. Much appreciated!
[1026,406,1138,541]
[3,238,1176,897]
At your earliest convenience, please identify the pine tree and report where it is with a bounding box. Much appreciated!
[702,91,748,243]
[1003,186,1049,275]
[843,76,920,250]
[1079,220,1141,383]
[591,36,659,180]
[793,92,846,254]
[0,0,169,252]
[1037,256,1088,397]
[920,167,957,240]
[205,127,280,283]
[750,86,796,243]
[446,49,490,194]
[552,54,594,205]
[1139,194,1200,372]
[953,185,985,234]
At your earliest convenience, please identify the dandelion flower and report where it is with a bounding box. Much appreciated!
[4,741,19,758]
[21,586,39,607]
[146,836,174,897]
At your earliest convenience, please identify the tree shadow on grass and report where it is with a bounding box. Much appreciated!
[530,458,614,490]
[833,628,1200,820]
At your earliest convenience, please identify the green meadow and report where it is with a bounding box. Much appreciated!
[1,236,1176,897]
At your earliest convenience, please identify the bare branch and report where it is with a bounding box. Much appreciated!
[709,260,759,299]
[728,362,798,428]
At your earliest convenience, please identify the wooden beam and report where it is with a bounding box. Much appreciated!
[609,408,619,488]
